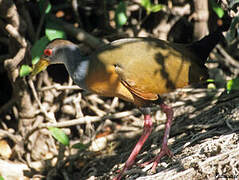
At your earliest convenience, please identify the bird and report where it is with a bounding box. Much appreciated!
[31,18,230,180]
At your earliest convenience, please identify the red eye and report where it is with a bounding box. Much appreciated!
[44,49,52,56]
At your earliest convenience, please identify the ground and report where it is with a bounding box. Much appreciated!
[78,88,239,180]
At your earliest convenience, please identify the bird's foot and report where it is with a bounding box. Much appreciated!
[113,112,153,180]
[112,167,126,180]
[139,143,173,173]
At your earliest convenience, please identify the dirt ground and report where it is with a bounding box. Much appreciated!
[80,89,239,180]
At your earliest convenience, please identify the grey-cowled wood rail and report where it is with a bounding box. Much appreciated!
[31,19,230,179]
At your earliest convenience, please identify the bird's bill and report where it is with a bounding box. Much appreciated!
[31,58,50,76]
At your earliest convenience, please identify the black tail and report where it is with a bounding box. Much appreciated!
[187,15,231,65]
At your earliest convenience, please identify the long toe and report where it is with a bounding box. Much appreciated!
[137,143,173,170]
[151,144,173,173]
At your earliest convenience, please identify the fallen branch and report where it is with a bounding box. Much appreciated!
[49,15,104,48]
[40,109,141,128]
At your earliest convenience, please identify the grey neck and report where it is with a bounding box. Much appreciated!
[59,45,90,90]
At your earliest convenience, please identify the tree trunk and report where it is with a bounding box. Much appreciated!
[192,0,209,40]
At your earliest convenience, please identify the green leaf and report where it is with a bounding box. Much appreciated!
[213,7,224,18]
[140,0,163,14]
[140,0,152,14]
[31,36,50,65]
[39,0,52,15]
[140,0,150,7]
[45,21,67,41]
[209,0,224,18]
[48,127,69,146]
[115,1,127,28]
[207,79,215,83]
[72,143,88,150]
[226,77,239,93]
[0,176,5,180]
[20,65,32,77]
[150,4,164,13]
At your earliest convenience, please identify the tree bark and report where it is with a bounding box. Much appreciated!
[0,0,36,137]
[192,0,209,40]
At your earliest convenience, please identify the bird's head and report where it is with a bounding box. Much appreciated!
[31,39,79,76]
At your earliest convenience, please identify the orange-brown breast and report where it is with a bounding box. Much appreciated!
[85,62,143,105]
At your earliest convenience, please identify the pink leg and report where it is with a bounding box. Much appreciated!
[140,103,173,173]
[113,113,153,180]
[151,103,173,172]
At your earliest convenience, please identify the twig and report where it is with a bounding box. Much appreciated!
[73,93,84,118]
[48,15,104,48]
[110,97,119,110]
[0,129,19,144]
[71,0,84,28]
[87,94,111,110]
[40,84,81,91]
[5,24,27,47]
[217,44,239,69]
[40,109,141,128]
[39,88,239,129]
[28,79,56,122]
[226,119,234,130]
[4,48,26,74]
[86,104,107,116]
[35,0,48,41]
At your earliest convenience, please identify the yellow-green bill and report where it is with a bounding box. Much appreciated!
[31,59,49,77]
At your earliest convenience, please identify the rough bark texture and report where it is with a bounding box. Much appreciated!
[192,0,209,40]
[0,0,35,137]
